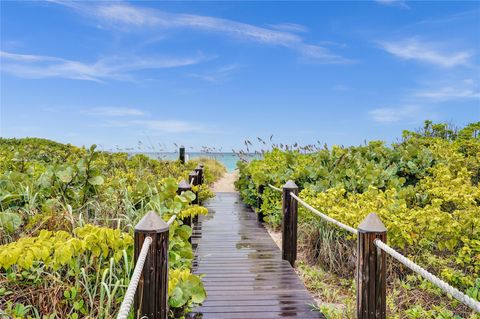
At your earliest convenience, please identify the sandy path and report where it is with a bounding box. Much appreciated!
[211,170,238,192]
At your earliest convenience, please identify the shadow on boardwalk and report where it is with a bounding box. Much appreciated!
[188,192,325,319]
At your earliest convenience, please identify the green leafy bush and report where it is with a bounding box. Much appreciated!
[0,138,225,318]
[236,121,480,317]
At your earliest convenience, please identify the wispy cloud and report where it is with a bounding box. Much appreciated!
[0,51,208,82]
[369,105,421,123]
[100,119,217,133]
[416,87,480,101]
[375,0,410,9]
[51,1,350,64]
[189,64,241,83]
[268,23,308,33]
[82,107,146,116]
[379,37,472,68]
[412,78,480,101]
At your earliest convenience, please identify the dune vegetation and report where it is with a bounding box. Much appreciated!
[235,121,480,319]
[0,138,226,319]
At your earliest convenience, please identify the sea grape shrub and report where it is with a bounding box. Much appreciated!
[0,223,206,318]
[0,138,225,242]
[236,121,480,310]
[0,225,132,270]
[168,269,206,318]
[0,138,218,318]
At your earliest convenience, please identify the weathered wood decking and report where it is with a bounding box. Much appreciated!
[189,192,324,319]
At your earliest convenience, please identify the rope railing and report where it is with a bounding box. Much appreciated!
[290,192,358,235]
[167,214,177,226]
[256,179,480,316]
[268,184,282,192]
[374,239,480,312]
[116,236,152,319]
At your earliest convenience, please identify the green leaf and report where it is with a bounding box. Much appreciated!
[182,191,196,203]
[177,225,192,241]
[0,212,22,234]
[190,283,206,304]
[56,167,73,183]
[169,286,187,308]
[88,175,104,186]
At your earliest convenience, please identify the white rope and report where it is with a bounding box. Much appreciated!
[268,184,282,192]
[290,192,358,235]
[116,236,152,319]
[190,177,195,185]
[167,214,177,226]
[374,239,480,313]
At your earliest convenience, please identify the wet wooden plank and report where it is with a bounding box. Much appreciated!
[189,192,324,319]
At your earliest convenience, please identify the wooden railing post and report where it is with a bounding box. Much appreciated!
[189,171,200,225]
[257,185,265,222]
[189,171,199,205]
[177,180,192,227]
[357,213,387,319]
[134,212,169,319]
[194,165,204,186]
[282,180,298,267]
[179,146,185,164]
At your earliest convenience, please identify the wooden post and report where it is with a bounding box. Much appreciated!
[179,147,185,164]
[257,185,265,222]
[194,165,204,185]
[177,180,192,228]
[134,211,169,319]
[189,171,199,225]
[189,171,199,205]
[282,180,298,267]
[357,213,387,319]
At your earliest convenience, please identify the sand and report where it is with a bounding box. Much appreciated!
[211,170,239,192]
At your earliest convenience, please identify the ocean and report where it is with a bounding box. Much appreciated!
[137,152,260,172]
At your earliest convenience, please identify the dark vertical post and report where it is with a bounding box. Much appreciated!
[194,165,204,186]
[257,185,265,222]
[189,171,199,205]
[177,180,192,228]
[179,146,185,164]
[282,180,298,267]
[134,211,169,319]
[357,213,387,319]
[189,171,199,225]
[194,165,204,206]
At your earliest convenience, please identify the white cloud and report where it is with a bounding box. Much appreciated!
[95,3,160,27]
[375,0,410,9]
[369,105,420,123]
[189,64,240,83]
[100,119,215,133]
[138,120,201,133]
[416,87,480,100]
[268,23,308,33]
[83,107,146,116]
[379,38,472,68]
[0,51,208,82]
[51,1,350,64]
[414,78,480,101]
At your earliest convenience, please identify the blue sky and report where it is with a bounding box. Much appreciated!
[1,1,479,152]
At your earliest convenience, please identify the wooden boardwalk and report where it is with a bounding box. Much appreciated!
[189,192,324,319]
